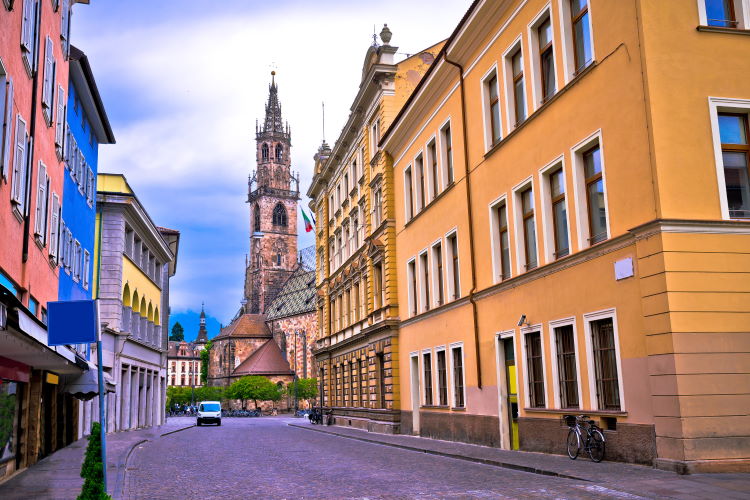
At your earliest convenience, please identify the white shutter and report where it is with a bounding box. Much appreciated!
[1,76,13,180]
[59,220,66,267]
[34,162,47,237]
[11,114,26,206]
[21,0,32,53]
[49,193,60,261]
[87,166,94,203]
[60,0,70,56]
[55,85,65,152]
[42,37,54,122]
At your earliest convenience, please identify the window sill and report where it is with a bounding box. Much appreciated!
[420,405,451,410]
[523,407,627,417]
[697,25,750,35]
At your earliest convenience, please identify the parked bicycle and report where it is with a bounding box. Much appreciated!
[309,407,323,425]
[564,415,605,462]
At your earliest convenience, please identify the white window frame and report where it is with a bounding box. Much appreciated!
[425,135,440,203]
[48,192,60,262]
[708,97,750,220]
[370,118,380,158]
[11,114,28,212]
[489,193,512,284]
[445,228,460,301]
[449,341,466,409]
[410,352,420,415]
[570,129,611,249]
[439,117,454,189]
[73,239,81,282]
[558,0,597,84]
[527,4,557,110]
[512,176,539,274]
[406,257,417,318]
[34,160,48,243]
[548,317,582,410]
[403,164,413,222]
[582,308,625,411]
[481,64,502,152]
[538,155,572,264]
[502,35,528,130]
[41,36,55,126]
[418,249,430,313]
[421,348,435,406]
[414,150,425,213]
[82,249,90,290]
[21,0,37,76]
[0,61,12,181]
[430,239,444,308]
[519,323,547,409]
[697,0,750,29]
[435,345,449,406]
[55,85,65,157]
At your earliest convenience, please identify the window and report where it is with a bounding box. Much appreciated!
[360,358,367,406]
[34,161,49,243]
[21,0,39,76]
[554,324,579,408]
[328,240,334,271]
[549,168,569,257]
[590,317,620,410]
[29,296,38,316]
[451,345,465,408]
[272,203,287,226]
[436,349,448,406]
[49,193,60,262]
[407,259,417,317]
[55,86,65,156]
[1,66,14,180]
[42,37,55,126]
[486,73,502,145]
[83,250,90,289]
[275,144,283,161]
[520,186,538,270]
[422,351,433,406]
[427,140,439,201]
[60,0,71,57]
[419,251,430,312]
[538,17,555,102]
[86,166,94,205]
[718,113,749,218]
[447,232,460,300]
[525,331,545,408]
[261,143,269,160]
[373,262,383,310]
[510,48,526,125]
[351,210,359,252]
[370,119,380,157]
[11,114,28,213]
[404,165,414,222]
[583,145,607,244]
[492,200,512,281]
[353,281,360,322]
[441,122,454,187]
[73,240,82,282]
[415,153,425,212]
[372,186,382,227]
[570,0,593,74]
[705,0,738,27]
[432,242,444,307]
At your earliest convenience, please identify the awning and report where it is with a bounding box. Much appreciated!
[64,361,116,401]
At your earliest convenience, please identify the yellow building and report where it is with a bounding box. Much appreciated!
[307,26,443,433]
[381,0,750,473]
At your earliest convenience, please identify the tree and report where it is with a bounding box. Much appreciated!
[77,421,112,500]
[200,341,211,383]
[287,378,318,403]
[226,376,281,409]
[169,322,184,341]
[194,385,223,403]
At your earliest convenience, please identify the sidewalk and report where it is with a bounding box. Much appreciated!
[0,417,194,500]
[289,421,750,500]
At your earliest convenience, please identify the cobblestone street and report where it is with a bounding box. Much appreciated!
[123,418,749,500]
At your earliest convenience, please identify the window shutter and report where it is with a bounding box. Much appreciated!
[87,166,94,203]
[11,114,26,206]
[1,77,13,180]
[49,193,59,261]
[42,37,54,112]
[34,162,47,237]
[21,0,32,53]
[60,0,70,56]
[55,85,65,152]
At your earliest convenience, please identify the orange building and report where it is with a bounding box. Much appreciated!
[381,0,750,473]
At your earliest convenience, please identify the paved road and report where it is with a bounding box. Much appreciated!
[125,417,648,499]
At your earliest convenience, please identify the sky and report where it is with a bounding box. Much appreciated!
[72,0,471,341]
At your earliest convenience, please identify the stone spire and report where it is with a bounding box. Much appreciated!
[196,302,209,344]
[262,71,286,136]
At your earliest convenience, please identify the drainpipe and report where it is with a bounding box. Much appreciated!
[443,54,483,389]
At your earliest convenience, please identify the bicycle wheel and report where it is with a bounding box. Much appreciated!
[587,429,605,462]
[566,429,580,459]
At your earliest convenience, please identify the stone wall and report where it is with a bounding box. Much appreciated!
[268,311,318,379]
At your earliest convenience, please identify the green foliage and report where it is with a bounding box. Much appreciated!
[200,342,211,383]
[77,422,112,500]
[169,322,185,341]
[286,378,318,401]
[166,385,225,411]
[226,376,282,409]
[194,385,223,402]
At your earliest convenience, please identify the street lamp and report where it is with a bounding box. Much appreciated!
[287,330,307,412]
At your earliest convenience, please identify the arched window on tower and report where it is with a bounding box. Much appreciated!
[272,203,287,227]
[262,143,269,161]
[254,204,261,232]
[276,253,282,266]
[275,144,283,161]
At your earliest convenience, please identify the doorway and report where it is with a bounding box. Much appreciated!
[496,335,519,450]
[410,355,420,435]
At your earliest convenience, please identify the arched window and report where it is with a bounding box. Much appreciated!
[272,203,287,227]
[275,144,283,161]
[261,143,269,161]
[276,253,282,266]
[254,204,261,232]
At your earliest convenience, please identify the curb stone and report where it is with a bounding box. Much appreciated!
[288,423,588,482]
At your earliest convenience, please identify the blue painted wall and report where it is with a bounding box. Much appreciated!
[58,80,99,302]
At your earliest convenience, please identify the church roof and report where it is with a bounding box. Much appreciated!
[167,340,200,359]
[261,72,287,136]
[214,314,272,340]
[266,247,317,321]
[232,339,293,376]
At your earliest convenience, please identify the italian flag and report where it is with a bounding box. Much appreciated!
[301,208,315,233]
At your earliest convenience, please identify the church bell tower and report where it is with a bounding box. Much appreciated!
[244,72,300,315]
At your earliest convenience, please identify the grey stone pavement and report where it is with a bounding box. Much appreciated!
[2,416,749,499]
[0,418,194,500]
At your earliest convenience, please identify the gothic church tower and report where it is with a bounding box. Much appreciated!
[244,72,300,314]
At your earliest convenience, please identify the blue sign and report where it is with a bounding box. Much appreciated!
[48,300,98,346]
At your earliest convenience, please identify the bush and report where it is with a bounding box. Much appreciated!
[77,421,111,500]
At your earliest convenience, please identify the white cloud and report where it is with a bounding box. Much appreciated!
[73,0,471,322]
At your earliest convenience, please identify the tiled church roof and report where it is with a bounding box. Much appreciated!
[214,314,272,339]
[233,339,293,376]
[265,246,317,321]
